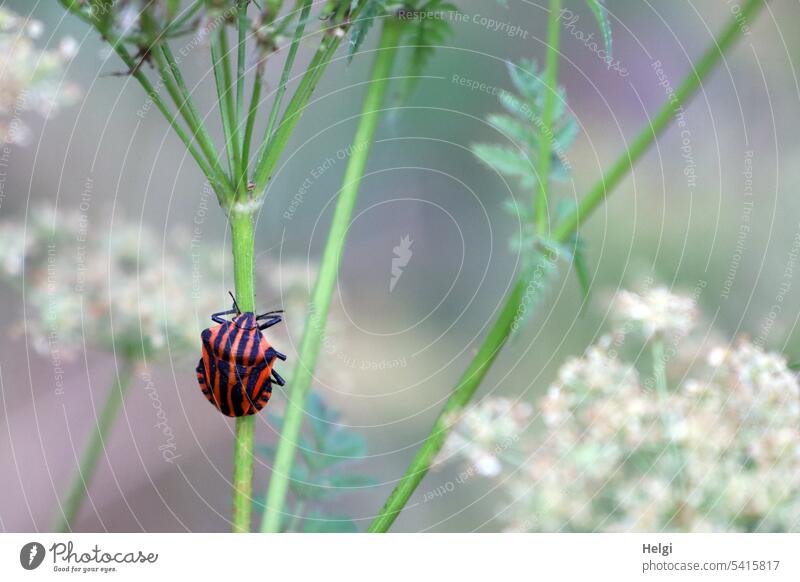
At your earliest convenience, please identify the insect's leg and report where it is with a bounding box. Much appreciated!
[258,315,283,330]
[271,369,286,387]
[211,308,238,324]
[264,347,287,361]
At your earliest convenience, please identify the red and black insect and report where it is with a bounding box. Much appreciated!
[196,294,287,417]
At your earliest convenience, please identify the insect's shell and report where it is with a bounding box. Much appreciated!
[196,312,278,417]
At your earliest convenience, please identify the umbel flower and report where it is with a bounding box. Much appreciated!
[613,286,698,340]
[0,205,223,359]
[0,8,79,145]
[441,287,800,532]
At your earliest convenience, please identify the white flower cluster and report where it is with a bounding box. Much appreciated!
[0,8,80,145]
[0,205,223,359]
[441,288,800,532]
[614,286,698,340]
[439,398,533,477]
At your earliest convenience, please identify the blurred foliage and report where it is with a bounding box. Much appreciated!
[257,393,375,532]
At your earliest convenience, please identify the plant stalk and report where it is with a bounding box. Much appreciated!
[230,210,257,532]
[250,0,372,195]
[535,0,561,234]
[260,17,404,533]
[54,355,137,532]
[368,279,526,533]
[368,0,766,532]
[552,0,765,242]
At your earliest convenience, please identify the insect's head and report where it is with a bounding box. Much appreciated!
[233,312,257,330]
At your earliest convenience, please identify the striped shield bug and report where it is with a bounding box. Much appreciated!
[196,293,287,417]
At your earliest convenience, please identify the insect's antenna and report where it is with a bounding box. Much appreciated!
[229,291,241,314]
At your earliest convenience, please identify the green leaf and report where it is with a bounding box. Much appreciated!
[348,0,386,60]
[585,0,612,56]
[471,59,577,210]
[394,0,458,103]
[512,245,560,331]
[471,144,538,186]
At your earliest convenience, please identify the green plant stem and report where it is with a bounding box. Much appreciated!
[651,337,669,399]
[260,17,404,533]
[242,0,313,179]
[368,0,766,532]
[262,0,314,151]
[164,0,205,37]
[235,0,249,188]
[250,1,370,195]
[211,26,240,178]
[54,355,136,532]
[153,44,231,193]
[651,337,686,497]
[57,1,234,199]
[553,0,765,243]
[535,0,561,234]
[368,279,526,533]
[230,210,257,532]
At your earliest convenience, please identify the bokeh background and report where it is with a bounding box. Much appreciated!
[1,0,799,532]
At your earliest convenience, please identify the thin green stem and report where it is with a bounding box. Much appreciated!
[368,279,526,533]
[164,0,204,37]
[260,17,404,533]
[211,25,240,180]
[368,0,766,532]
[57,1,234,200]
[535,0,561,234]
[154,44,232,196]
[54,356,137,532]
[651,337,669,399]
[651,337,686,497]
[261,0,314,152]
[235,0,249,189]
[242,69,263,176]
[553,0,766,243]
[250,1,370,195]
[230,210,257,532]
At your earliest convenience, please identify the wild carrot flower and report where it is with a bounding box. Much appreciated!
[613,287,698,340]
[440,290,800,532]
[0,205,223,359]
[0,7,79,145]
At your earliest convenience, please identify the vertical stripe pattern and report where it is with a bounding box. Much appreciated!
[196,312,282,417]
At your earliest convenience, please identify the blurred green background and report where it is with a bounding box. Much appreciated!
[1,0,799,532]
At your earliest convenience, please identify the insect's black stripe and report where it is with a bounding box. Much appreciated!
[246,364,271,412]
[227,328,250,415]
[235,327,252,365]
[212,323,227,355]
[255,365,274,400]
[217,362,234,416]
[230,367,248,416]
[223,323,243,363]
[247,332,262,366]
[215,325,237,413]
